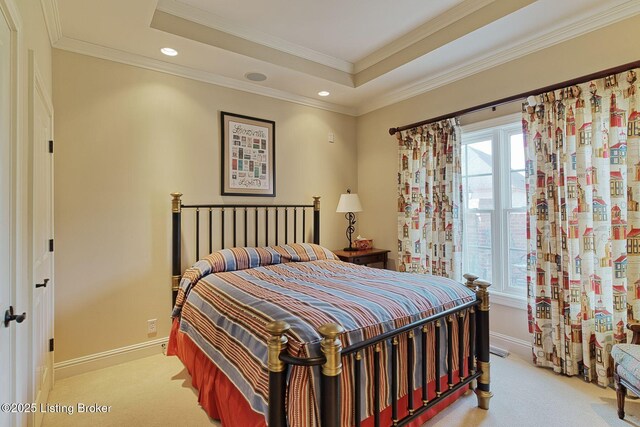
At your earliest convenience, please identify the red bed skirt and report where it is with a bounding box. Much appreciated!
[168,319,468,426]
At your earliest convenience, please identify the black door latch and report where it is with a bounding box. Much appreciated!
[36,278,50,288]
[4,306,26,327]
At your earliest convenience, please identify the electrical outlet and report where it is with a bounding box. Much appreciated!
[147,319,157,335]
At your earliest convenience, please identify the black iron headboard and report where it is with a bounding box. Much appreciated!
[170,193,320,306]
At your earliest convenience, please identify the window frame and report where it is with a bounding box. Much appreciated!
[461,113,527,310]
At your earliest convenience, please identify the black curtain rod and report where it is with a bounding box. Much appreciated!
[388,59,640,135]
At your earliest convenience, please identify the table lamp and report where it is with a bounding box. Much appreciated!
[336,189,363,251]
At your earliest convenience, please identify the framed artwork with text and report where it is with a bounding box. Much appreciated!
[221,111,275,197]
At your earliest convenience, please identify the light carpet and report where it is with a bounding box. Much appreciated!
[42,352,640,427]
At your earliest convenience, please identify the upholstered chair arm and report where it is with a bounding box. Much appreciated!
[627,323,640,345]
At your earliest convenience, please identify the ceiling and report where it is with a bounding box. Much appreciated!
[43,0,640,116]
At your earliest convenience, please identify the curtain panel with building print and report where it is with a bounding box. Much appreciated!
[525,68,640,386]
[397,118,463,281]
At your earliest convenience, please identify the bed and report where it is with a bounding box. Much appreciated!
[167,193,492,427]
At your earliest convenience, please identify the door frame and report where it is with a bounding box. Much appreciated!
[0,0,26,425]
[0,0,23,425]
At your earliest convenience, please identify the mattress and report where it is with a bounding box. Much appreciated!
[170,243,475,426]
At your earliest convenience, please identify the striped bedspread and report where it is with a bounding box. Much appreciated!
[173,243,476,426]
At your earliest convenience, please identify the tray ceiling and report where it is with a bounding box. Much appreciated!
[46,0,640,115]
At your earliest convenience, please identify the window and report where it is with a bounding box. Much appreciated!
[461,115,526,304]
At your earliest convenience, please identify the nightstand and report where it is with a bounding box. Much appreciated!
[333,248,390,269]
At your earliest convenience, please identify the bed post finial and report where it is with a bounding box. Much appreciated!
[266,321,290,372]
[313,196,321,212]
[171,192,183,213]
[475,279,491,312]
[463,273,478,291]
[473,279,492,410]
[266,321,290,427]
[318,323,344,377]
[318,323,344,427]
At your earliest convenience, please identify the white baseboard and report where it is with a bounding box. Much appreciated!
[490,331,531,360]
[54,337,169,380]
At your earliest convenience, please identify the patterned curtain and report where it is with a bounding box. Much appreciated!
[396,118,463,281]
[525,68,640,386]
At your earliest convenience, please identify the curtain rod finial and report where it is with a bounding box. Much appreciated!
[388,127,398,135]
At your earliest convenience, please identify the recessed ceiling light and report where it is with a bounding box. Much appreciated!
[161,47,178,57]
[245,72,267,82]
[318,91,330,97]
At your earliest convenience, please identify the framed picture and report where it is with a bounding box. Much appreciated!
[221,111,276,197]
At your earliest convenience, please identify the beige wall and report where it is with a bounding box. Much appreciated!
[52,50,357,362]
[356,14,640,346]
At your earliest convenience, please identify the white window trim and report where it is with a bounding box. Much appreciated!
[461,112,526,310]
[461,112,521,133]
[492,292,527,310]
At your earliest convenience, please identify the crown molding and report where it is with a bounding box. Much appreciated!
[354,0,494,73]
[357,0,640,116]
[156,0,353,74]
[52,36,358,116]
[40,0,62,45]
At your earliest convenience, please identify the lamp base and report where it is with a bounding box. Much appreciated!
[343,247,359,252]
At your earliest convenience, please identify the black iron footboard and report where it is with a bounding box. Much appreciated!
[266,274,492,427]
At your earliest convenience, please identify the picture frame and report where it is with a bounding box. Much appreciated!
[221,111,276,197]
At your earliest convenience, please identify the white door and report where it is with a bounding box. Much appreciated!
[0,6,14,425]
[30,52,54,427]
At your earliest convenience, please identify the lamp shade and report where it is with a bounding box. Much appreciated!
[336,193,363,213]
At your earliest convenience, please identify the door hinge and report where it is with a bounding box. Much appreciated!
[49,239,54,252]
[48,140,53,153]
[49,338,54,352]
